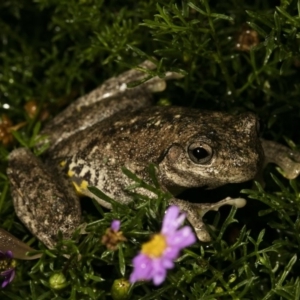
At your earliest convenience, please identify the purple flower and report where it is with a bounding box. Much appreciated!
[129,205,196,286]
[0,251,16,288]
[111,220,121,232]
[1,268,15,288]
[102,219,127,250]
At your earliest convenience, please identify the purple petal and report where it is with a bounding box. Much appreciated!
[130,254,153,283]
[161,206,186,234]
[0,251,13,260]
[151,259,167,286]
[1,269,12,277]
[1,279,9,288]
[5,251,13,259]
[160,256,174,269]
[130,254,171,286]
[167,226,196,249]
[111,220,121,231]
[163,246,181,261]
[7,270,15,284]
[1,269,15,288]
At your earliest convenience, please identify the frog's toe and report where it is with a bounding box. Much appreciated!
[280,148,300,179]
[188,219,212,242]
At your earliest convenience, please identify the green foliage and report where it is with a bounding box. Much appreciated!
[0,0,300,299]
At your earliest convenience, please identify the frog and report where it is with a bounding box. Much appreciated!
[2,60,300,259]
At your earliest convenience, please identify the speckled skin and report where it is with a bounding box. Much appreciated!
[52,107,263,203]
[5,61,300,251]
[8,148,81,248]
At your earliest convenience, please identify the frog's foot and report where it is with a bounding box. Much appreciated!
[169,197,246,242]
[260,139,300,179]
[7,148,81,249]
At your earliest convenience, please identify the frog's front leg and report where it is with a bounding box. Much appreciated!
[260,139,300,179]
[51,60,182,119]
[7,148,81,249]
[41,60,182,152]
[169,198,246,242]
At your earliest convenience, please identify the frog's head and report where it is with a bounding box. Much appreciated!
[157,111,264,194]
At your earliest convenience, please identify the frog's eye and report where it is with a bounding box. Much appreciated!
[188,142,213,164]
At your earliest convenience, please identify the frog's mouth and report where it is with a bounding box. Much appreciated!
[178,180,253,205]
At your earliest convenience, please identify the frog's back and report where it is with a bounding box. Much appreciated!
[47,106,261,166]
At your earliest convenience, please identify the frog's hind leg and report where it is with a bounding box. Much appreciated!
[260,139,300,179]
[7,148,81,249]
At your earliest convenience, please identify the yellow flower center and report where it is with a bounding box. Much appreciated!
[141,234,167,258]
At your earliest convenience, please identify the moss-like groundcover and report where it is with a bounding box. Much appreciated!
[0,0,300,299]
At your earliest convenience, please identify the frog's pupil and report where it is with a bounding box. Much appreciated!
[193,147,208,160]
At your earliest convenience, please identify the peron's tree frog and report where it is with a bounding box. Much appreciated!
[2,61,300,258]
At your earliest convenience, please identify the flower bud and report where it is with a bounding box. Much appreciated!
[49,272,68,290]
[111,278,130,300]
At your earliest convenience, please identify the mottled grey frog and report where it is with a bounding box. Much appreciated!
[2,61,300,258]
